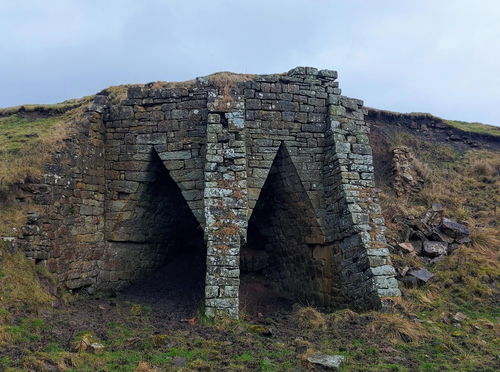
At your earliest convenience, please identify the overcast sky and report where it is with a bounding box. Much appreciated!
[1,0,499,124]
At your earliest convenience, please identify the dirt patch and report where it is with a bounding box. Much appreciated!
[239,274,295,320]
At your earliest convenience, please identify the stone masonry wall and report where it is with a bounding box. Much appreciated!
[243,143,341,306]
[14,67,400,318]
[14,104,106,290]
[324,94,401,309]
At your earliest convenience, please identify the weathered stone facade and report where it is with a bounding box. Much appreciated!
[14,67,400,318]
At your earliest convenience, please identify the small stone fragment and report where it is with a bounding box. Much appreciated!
[307,353,346,370]
[423,241,448,257]
[408,268,434,283]
[431,227,455,243]
[399,266,410,277]
[453,312,466,323]
[76,333,101,353]
[90,342,104,354]
[440,218,470,240]
[402,276,418,288]
[172,356,186,367]
[432,203,443,212]
[397,242,416,254]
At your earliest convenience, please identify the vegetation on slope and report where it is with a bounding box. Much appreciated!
[445,119,500,137]
[0,98,92,118]
[0,98,91,185]
[0,100,89,240]
[381,131,499,226]
[377,131,499,370]
[0,243,56,313]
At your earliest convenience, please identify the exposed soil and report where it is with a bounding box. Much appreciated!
[239,274,295,319]
[366,108,500,152]
[123,254,207,322]
[24,257,299,354]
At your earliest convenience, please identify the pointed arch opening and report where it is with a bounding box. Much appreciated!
[240,144,334,315]
[109,149,206,317]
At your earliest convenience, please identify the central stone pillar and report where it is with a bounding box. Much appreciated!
[203,87,247,319]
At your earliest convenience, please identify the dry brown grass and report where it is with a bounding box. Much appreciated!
[468,156,500,180]
[103,74,254,105]
[100,84,135,104]
[147,79,196,90]
[98,72,256,106]
[0,129,65,184]
[102,80,196,104]
[413,157,432,179]
[410,232,499,317]
[0,247,55,312]
[383,137,499,230]
[135,362,162,372]
[295,306,327,329]
[208,72,256,104]
[329,308,361,327]
[21,353,80,372]
[0,204,33,235]
[470,225,500,252]
[470,160,499,177]
[207,72,256,88]
[365,312,431,343]
[0,104,85,186]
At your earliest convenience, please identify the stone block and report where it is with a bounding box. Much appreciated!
[352,144,372,155]
[371,265,396,276]
[111,180,139,194]
[136,133,166,144]
[377,288,402,297]
[318,69,338,79]
[158,150,192,160]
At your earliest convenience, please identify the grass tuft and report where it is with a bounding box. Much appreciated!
[365,313,430,343]
[295,306,327,329]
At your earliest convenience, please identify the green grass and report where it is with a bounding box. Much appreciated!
[0,97,90,186]
[0,297,498,371]
[0,248,55,313]
[445,119,500,137]
[0,113,70,185]
[0,114,63,153]
[234,352,255,361]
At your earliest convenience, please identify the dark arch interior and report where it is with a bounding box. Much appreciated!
[121,150,206,318]
[240,145,331,316]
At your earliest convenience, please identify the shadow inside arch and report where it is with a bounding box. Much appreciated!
[240,143,329,317]
[109,148,206,319]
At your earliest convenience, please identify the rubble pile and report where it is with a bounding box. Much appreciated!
[392,204,471,286]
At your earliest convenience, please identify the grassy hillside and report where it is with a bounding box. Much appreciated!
[445,119,500,137]
[0,103,498,371]
[0,98,92,186]
[0,100,90,239]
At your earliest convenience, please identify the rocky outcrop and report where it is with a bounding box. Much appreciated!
[392,146,425,197]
